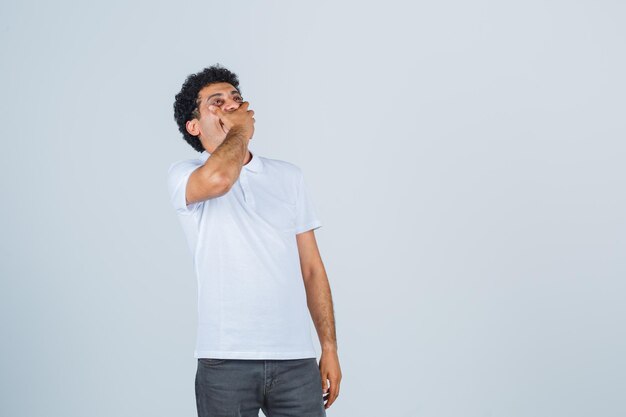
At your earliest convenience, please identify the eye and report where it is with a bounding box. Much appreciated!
[235,96,243,102]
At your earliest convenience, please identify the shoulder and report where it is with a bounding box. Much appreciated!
[167,156,203,184]
[168,156,203,173]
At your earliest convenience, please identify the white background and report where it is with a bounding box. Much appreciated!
[1,1,624,416]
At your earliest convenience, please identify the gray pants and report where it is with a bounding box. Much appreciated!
[195,357,327,417]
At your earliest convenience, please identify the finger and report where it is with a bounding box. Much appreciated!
[327,381,340,408]
[325,391,336,409]
[323,380,332,408]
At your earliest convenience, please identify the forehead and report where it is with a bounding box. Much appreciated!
[198,82,240,99]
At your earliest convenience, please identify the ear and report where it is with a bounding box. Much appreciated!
[186,119,200,137]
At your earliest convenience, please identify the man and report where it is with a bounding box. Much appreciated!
[168,64,341,417]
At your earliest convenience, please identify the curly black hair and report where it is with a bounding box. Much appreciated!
[173,63,241,152]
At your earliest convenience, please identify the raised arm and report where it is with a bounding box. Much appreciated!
[185,102,255,205]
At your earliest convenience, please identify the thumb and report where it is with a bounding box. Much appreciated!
[322,378,328,393]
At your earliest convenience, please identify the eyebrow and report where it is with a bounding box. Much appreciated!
[205,90,242,102]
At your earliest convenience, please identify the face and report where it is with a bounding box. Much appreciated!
[186,82,245,151]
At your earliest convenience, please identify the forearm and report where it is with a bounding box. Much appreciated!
[203,126,249,185]
[303,270,338,352]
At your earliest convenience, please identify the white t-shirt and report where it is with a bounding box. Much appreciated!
[166,149,323,359]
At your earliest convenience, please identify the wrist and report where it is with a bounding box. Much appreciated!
[322,344,338,353]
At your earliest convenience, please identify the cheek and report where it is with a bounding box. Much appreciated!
[205,115,220,128]
[211,117,226,133]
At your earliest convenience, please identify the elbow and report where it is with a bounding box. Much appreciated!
[198,170,233,199]
[302,265,325,284]
[212,171,235,194]
[208,173,233,195]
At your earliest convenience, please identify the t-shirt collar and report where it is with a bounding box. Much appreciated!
[199,148,264,173]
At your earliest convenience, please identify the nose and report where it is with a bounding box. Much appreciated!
[223,97,241,112]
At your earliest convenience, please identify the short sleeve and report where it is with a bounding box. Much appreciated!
[294,169,322,234]
[167,160,204,216]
